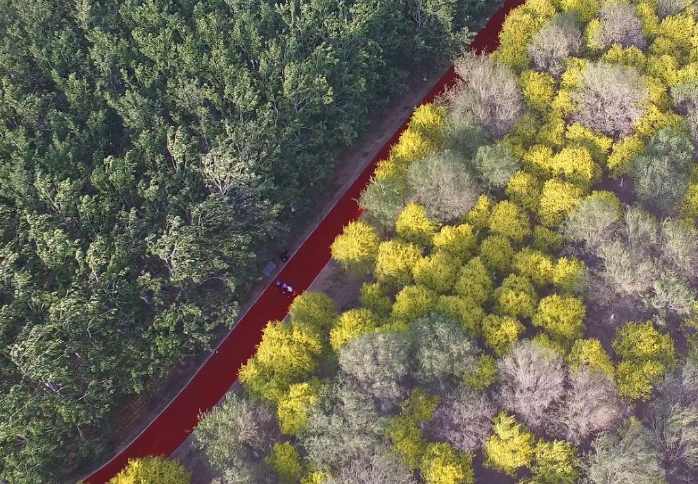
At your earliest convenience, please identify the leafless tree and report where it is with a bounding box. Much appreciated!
[598,3,647,49]
[498,340,566,432]
[572,62,648,138]
[449,53,524,138]
[425,386,498,452]
[338,331,411,410]
[656,0,693,18]
[553,369,626,444]
[529,14,582,77]
[406,150,481,223]
[325,451,417,484]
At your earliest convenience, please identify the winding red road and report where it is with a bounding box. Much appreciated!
[82,1,524,481]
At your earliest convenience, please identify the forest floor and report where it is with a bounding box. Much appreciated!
[93,68,449,483]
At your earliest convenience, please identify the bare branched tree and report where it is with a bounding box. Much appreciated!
[450,53,524,138]
[572,62,648,139]
[498,340,566,432]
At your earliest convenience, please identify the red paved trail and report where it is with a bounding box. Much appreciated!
[83,0,524,481]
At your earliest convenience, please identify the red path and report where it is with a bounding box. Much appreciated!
[83,0,524,481]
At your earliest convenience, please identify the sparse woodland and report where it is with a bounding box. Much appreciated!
[191,0,698,482]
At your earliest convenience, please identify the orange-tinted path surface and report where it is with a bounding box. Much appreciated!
[83,0,524,481]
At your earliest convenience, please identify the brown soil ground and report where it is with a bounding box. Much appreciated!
[86,68,449,482]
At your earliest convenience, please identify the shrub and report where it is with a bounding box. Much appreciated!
[571,62,649,138]
[538,179,584,227]
[533,294,587,346]
[498,341,566,432]
[488,201,531,243]
[473,143,521,189]
[494,274,538,319]
[563,191,622,248]
[528,14,583,77]
[482,315,525,356]
[598,3,647,49]
[330,308,381,351]
[375,240,422,286]
[406,151,481,223]
[479,234,515,274]
[427,388,498,452]
[484,412,536,476]
[453,257,494,305]
[413,252,460,294]
[109,457,191,484]
[432,224,478,261]
[331,221,381,274]
[395,203,440,246]
[451,53,524,137]
[392,285,438,321]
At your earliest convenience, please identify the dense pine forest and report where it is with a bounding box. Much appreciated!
[183,0,698,482]
[0,0,493,482]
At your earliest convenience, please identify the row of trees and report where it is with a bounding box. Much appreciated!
[0,0,497,482]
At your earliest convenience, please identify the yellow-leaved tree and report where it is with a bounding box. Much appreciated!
[331,220,381,274]
[276,381,320,435]
[413,251,460,293]
[375,239,423,286]
[420,443,474,484]
[329,308,381,350]
[613,321,676,400]
[485,412,536,476]
[396,202,440,246]
[239,321,324,402]
[108,457,191,484]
